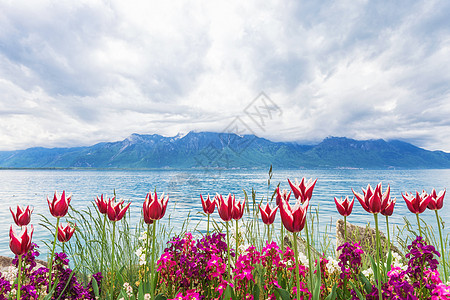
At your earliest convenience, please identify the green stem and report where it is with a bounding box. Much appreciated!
[281,225,284,254]
[146,223,151,287]
[374,213,382,300]
[416,213,422,236]
[17,255,22,300]
[435,210,448,281]
[111,221,116,296]
[235,219,239,260]
[207,213,210,236]
[48,217,60,291]
[151,220,157,299]
[344,216,347,243]
[226,221,231,282]
[100,213,107,276]
[292,232,301,300]
[304,218,313,293]
[386,215,391,253]
[268,224,272,243]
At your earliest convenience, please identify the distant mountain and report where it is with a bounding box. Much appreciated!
[1,132,450,169]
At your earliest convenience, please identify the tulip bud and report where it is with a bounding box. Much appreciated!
[58,223,76,243]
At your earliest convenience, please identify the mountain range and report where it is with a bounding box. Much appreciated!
[1,131,450,169]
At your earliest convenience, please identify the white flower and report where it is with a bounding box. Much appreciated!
[326,257,340,274]
[362,267,374,279]
[139,231,148,241]
[298,253,308,266]
[238,244,251,253]
[144,294,151,300]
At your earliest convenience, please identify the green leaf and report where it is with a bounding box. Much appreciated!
[324,284,337,300]
[91,277,100,297]
[155,295,167,300]
[275,287,291,300]
[223,285,232,300]
[252,284,260,300]
[369,255,379,282]
[349,281,364,300]
[359,272,373,293]
[313,260,321,300]
[137,283,144,300]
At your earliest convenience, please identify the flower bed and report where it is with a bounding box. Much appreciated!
[1,177,450,299]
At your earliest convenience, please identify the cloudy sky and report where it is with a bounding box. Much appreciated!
[0,0,449,151]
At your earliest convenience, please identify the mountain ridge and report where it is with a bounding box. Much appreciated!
[0,132,449,169]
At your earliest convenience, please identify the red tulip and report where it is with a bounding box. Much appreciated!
[288,178,317,203]
[143,191,169,223]
[10,205,33,227]
[352,183,384,214]
[217,194,234,222]
[107,198,131,222]
[402,191,432,214]
[334,196,354,217]
[48,190,71,218]
[259,203,278,225]
[200,194,216,214]
[381,197,396,216]
[279,198,309,233]
[57,223,76,243]
[9,225,34,256]
[231,197,245,220]
[95,194,109,214]
[427,189,446,211]
[276,187,291,206]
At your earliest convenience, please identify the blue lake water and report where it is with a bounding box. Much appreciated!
[1,168,449,257]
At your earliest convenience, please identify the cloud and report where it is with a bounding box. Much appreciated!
[0,0,449,151]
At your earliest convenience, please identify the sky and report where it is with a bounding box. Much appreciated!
[0,0,449,151]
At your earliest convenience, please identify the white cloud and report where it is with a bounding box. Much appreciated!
[0,0,449,151]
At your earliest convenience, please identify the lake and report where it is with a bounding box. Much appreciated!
[1,168,449,257]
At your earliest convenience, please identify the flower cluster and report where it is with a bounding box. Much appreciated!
[0,242,102,300]
[156,233,231,299]
[336,242,364,281]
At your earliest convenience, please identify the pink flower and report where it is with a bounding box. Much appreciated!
[200,194,216,214]
[288,178,317,203]
[217,194,234,222]
[428,189,446,211]
[259,203,278,225]
[334,196,354,217]
[10,205,33,227]
[9,225,34,256]
[57,223,76,242]
[402,190,432,214]
[107,198,131,222]
[231,197,245,220]
[95,194,109,214]
[48,190,71,218]
[276,187,291,206]
[352,183,387,214]
[279,198,309,233]
[143,191,169,223]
